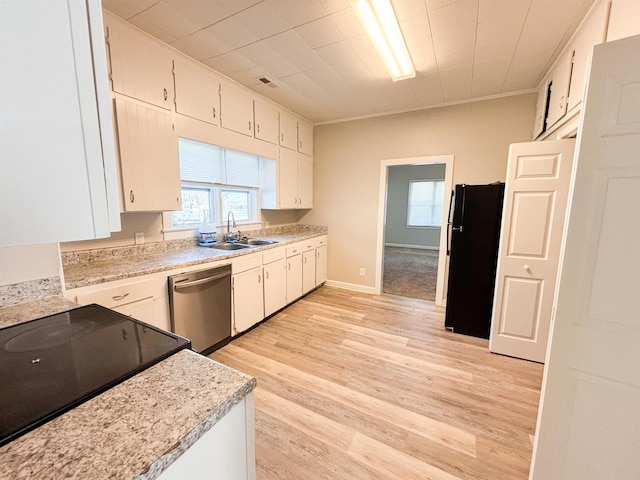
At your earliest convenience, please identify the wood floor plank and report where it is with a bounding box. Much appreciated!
[210,286,543,480]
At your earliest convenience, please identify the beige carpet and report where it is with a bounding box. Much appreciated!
[383,246,439,301]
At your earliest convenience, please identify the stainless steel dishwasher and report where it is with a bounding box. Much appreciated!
[168,264,232,355]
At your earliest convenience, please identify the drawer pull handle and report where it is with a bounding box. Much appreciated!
[164,88,168,101]
[112,293,130,301]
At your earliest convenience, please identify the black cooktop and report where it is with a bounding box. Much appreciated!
[0,304,191,447]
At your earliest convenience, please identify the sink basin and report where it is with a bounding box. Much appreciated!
[238,239,279,246]
[211,243,251,250]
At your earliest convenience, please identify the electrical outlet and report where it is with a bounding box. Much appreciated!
[134,232,145,245]
[359,268,365,276]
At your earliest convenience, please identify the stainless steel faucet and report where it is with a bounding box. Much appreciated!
[226,211,236,242]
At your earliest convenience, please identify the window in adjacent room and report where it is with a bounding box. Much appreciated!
[407,179,445,227]
[170,138,260,229]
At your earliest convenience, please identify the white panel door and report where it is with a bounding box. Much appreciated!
[219,83,254,137]
[264,259,286,317]
[173,58,220,125]
[286,254,303,303]
[278,147,298,209]
[232,268,264,335]
[530,34,640,480]
[489,139,575,363]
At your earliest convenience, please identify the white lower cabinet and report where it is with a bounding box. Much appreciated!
[316,243,328,285]
[158,393,256,480]
[232,255,264,335]
[285,244,304,303]
[302,239,316,294]
[66,276,170,331]
[263,258,287,317]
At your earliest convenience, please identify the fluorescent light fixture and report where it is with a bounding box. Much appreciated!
[351,0,415,81]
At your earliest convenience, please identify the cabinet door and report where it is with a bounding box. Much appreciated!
[297,153,313,209]
[546,49,574,129]
[220,83,254,136]
[233,267,264,334]
[278,148,298,209]
[113,297,157,326]
[302,251,316,294]
[532,79,550,139]
[114,98,181,212]
[0,0,118,246]
[316,244,328,286]
[174,58,220,125]
[106,19,173,110]
[279,111,298,150]
[254,99,279,144]
[298,121,313,155]
[264,259,287,317]
[286,254,303,303]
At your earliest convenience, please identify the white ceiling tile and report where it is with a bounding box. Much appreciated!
[478,0,531,23]
[286,49,328,72]
[426,0,466,11]
[202,50,255,74]
[436,49,475,70]
[169,30,229,61]
[348,35,388,80]
[408,72,444,105]
[477,14,527,45]
[237,41,281,65]
[267,0,330,27]
[164,0,230,28]
[392,0,428,20]
[261,58,301,78]
[472,57,511,96]
[233,2,290,38]
[474,38,517,63]
[295,17,345,49]
[102,0,158,20]
[214,0,262,14]
[228,66,265,85]
[204,17,259,51]
[429,0,478,56]
[439,64,473,102]
[399,16,437,73]
[305,66,352,94]
[264,30,312,57]
[319,0,351,14]
[315,41,359,65]
[332,57,373,80]
[502,59,547,91]
[330,8,366,38]
[127,16,178,45]
[128,1,200,40]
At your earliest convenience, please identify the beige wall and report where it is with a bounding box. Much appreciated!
[0,244,61,286]
[300,93,537,289]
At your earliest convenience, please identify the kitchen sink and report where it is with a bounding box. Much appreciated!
[211,243,251,250]
[238,239,279,246]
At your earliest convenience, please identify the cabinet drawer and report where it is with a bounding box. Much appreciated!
[286,243,304,257]
[75,278,154,308]
[232,254,262,274]
[315,236,327,248]
[302,240,315,252]
[263,247,285,265]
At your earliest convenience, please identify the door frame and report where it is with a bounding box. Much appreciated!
[374,154,454,306]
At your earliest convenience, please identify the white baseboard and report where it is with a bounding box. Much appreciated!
[384,243,439,250]
[324,280,378,294]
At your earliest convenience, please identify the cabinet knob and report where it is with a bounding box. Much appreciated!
[299,140,302,149]
[257,124,260,133]
[524,265,532,273]
[281,133,284,142]
[266,271,269,280]
[258,273,261,284]
[130,190,135,203]
[213,107,216,118]
[163,88,168,101]
[248,120,252,131]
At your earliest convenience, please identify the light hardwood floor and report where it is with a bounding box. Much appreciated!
[210,286,543,480]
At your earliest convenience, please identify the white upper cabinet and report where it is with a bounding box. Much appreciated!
[278,148,299,209]
[607,0,640,41]
[279,111,298,150]
[105,15,174,110]
[567,1,608,112]
[220,83,254,137]
[546,49,574,129]
[297,154,314,209]
[253,99,279,144]
[533,79,551,139]
[0,0,120,246]
[297,121,313,155]
[173,58,220,126]
[114,98,181,212]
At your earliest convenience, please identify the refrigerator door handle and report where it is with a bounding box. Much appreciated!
[446,189,455,255]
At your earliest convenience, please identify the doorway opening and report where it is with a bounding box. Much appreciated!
[374,155,454,306]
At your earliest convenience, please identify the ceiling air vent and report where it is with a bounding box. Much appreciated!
[258,76,279,88]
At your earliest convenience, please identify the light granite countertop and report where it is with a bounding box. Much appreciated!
[63,227,327,290]
[0,298,256,480]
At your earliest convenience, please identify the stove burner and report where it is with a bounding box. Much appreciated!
[4,318,96,353]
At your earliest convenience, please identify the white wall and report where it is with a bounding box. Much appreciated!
[301,93,537,289]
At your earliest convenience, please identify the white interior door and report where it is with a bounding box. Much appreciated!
[489,139,575,363]
[530,34,640,480]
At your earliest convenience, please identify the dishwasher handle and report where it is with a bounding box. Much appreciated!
[173,271,230,290]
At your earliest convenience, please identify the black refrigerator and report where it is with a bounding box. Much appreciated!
[444,183,505,339]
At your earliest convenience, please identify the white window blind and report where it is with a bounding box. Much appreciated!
[407,180,445,227]
[178,139,224,184]
[224,149,260,188]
